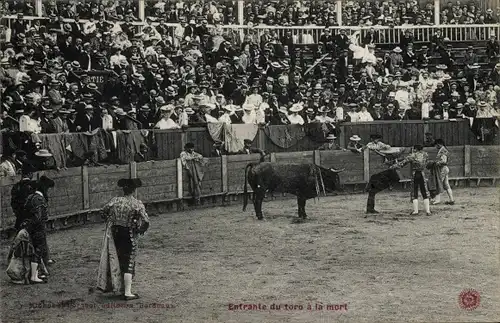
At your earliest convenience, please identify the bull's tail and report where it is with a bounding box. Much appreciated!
[242,163,254,211]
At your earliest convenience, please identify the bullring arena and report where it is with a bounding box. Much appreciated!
[1,148,500,323]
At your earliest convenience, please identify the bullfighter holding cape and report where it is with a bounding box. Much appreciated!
[6,175,54,284]
[364,134,408,215]
[97,178,149,300]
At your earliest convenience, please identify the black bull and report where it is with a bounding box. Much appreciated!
[243,162,344,220]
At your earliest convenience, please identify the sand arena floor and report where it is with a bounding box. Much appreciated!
[1,187,499,323]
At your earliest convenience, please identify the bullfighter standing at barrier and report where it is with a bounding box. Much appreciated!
[429,139,455,205]
[21,175,55,283]
[391,145,432,216]
[97,178,150,301]
[364,134,406,215]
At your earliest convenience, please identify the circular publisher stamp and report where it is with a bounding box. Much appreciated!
[459,289,480,311]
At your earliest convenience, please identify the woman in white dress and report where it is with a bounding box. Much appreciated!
[287,104,304,125]
[154,105,181,129]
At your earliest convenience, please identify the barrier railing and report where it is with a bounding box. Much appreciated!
[1,15,499,45]
[0,120,486,166]
[1,145,499,234]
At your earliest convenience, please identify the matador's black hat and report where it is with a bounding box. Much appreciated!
[117,178,142,189]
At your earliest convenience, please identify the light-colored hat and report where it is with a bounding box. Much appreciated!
[393,47,402,53]
[326,134,337,140]
[184,107,195,114]
[289,103,303,113]
[35,149,53,157]
[350,135,361,141]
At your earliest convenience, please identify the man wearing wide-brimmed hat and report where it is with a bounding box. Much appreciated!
[97,178,149,300]
[318,134,345,151]
[47,79,64,110]
[20,175,56,283]
[347,135,363,153]
[33,149,56,171]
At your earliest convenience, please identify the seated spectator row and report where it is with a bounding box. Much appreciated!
[1,0,498,27]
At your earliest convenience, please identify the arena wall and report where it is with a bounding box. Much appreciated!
[1,145,499,236]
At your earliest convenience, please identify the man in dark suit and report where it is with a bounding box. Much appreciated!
[237,139,266,161]
[334,29,350,51]
[79,43,93,71]
[335,50,350,84]
[70,15,84,39]
[76,104,98,132]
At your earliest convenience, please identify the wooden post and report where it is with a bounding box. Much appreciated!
[36,0,43,17]
[176,158,183,199]
[237,0,244,25]
[258,127,266,151]
[138,0,145,21]
[270,152,277,162]
[464,145,471,177]
[339,125,345,148]
[180,130,187,150]
[82,166,90,210]
[434,0,440,25]
[313,150,321,166]
[363,148,370,183]
[221,155,228,193]
[130,161,137,197]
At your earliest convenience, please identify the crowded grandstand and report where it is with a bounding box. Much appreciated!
[0,0,499,173]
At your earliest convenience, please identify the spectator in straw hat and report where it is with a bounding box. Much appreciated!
[318,134,345,151]
[33,149,56,171]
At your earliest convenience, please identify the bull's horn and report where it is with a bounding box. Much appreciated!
[330,167,345,173]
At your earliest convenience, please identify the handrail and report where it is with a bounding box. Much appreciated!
[1,15,499,32]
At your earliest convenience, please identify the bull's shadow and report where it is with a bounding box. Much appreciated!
[243,162,344,222]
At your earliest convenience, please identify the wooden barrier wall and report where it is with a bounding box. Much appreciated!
[0,120,488,163]
[1,145,499,233]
